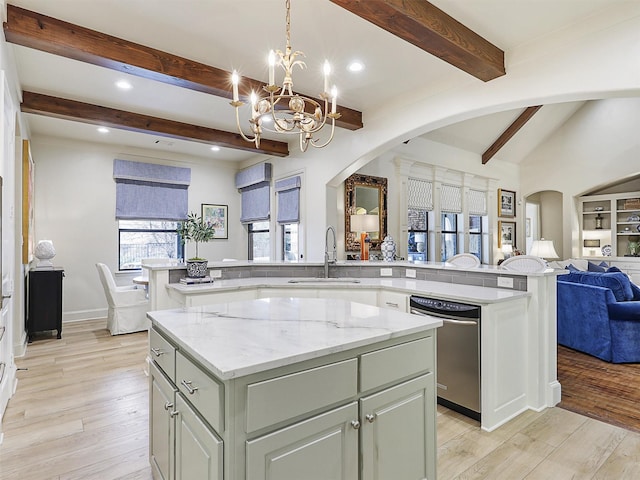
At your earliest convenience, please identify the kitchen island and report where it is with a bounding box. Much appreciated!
[148,297,442,480]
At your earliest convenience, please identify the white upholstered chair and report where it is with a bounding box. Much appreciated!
[445,253,481,268]
[500,255,547,273]
[96,263,149,335]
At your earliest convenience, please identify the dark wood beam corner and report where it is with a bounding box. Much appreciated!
[4,4,363,131]
[329,0,505,82]
[20,91,289,157]
[482,105,542,164]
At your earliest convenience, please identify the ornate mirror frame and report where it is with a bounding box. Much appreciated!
[345,173,388,252]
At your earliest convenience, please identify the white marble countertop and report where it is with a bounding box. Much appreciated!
[149,297,443,380]
[166,277,530,304]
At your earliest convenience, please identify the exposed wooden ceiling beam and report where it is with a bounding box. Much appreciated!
[21,91,290,157]
[4,4,363,131]
[482,106,542,164]
[329,0,505,82]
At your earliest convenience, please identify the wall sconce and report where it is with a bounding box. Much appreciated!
[350,214,379,261]
[530,238,559,260]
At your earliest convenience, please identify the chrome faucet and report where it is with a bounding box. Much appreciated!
[324,226,337,278]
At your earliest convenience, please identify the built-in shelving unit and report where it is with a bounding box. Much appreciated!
[579,192,640,280]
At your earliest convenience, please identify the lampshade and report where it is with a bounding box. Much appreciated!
[350,214,379,233]
[501,244,513,258]
[530,238,559,259]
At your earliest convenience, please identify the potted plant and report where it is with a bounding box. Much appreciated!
[176,212,216,278]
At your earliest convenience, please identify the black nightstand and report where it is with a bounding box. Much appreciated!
[27,267,64,342]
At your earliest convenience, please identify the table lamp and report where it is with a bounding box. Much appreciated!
[350,214,379,261]
[530,238,559,260]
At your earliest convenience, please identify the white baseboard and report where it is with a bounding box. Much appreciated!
[63,308,107,323]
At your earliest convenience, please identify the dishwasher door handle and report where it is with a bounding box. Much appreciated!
[410,307,478,325]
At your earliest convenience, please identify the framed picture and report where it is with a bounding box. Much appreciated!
[22,139,35,264]
[201,204,228,239]
[498,188,516,218]
[498,221,516,248]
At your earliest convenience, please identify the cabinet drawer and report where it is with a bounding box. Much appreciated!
[176,351,224,433]
[149,328,176,380]
[360,336,434,393]
[246,359,358,434]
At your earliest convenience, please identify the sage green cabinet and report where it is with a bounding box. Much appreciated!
[150,361,176,480]
[246,402,359,480]
[361,373,435,480]
[175,394,223,480]
[150,324,438,480]
[149,334,223,480]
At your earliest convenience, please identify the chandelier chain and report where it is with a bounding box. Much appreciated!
[285,0,291,51]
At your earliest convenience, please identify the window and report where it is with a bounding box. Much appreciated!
[408,208,428,261]
[249,221,270,261]
[469,215,483,260]
[118,220,183,270]
[441,213,459,261]
[282,224,299,261]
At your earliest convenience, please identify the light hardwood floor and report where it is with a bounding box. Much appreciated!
[1,319,640,479]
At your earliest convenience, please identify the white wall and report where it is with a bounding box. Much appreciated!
[520,98,640,258]
[30,136,244,321]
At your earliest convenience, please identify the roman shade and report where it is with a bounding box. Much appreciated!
[275,176,301,224]
[236,163,272,224]
[468,189,488,216]
[407,178,433,211]
[440,184,462,213]
[113,159,191,220]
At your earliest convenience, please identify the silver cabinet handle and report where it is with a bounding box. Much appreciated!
[150,347,164,356]
[365,414,376,423]
[164,401,174,411]
[350,420,360,430]
[181,379,198,395]
[169,410,179,418]
[385,302,399,308]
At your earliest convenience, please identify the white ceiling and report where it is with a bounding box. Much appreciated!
[6,0,633,164]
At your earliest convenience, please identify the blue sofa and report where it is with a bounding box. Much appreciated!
[557,270,640,363]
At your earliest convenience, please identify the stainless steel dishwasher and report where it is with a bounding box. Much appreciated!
[409,295,481,421]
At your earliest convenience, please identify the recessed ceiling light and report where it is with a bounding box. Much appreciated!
[97,127,109,133]
[347,61,365,72]
[210,146,220,152]
[115,80,132,90]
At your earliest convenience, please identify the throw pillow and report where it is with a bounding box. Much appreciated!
[607,266,622,273]
[565,264,580,272]
[588,261,606,272]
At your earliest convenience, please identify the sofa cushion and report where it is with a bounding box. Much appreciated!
[558,271,634,302]
[550,258,590,271]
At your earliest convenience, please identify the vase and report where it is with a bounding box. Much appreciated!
[186,259,208,278]
[381,236,396,262]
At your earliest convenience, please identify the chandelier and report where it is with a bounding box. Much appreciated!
[230,0,341,152]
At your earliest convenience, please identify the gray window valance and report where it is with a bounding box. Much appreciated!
[236,163,272,224]
[275,176,301,224]
[113,159,191,220]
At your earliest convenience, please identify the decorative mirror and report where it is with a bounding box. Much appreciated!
[345,173,388,252]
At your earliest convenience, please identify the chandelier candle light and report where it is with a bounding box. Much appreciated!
[230,0,341,152]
